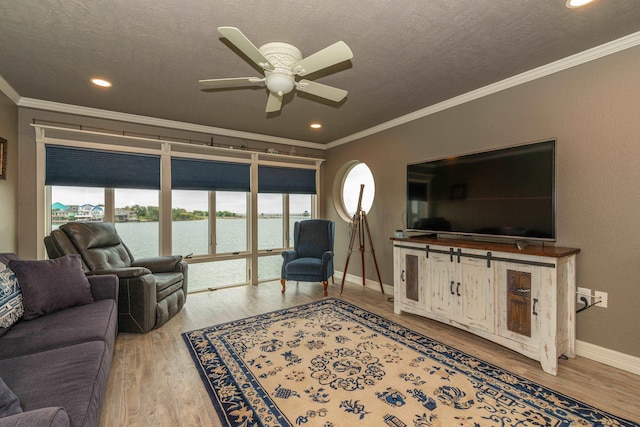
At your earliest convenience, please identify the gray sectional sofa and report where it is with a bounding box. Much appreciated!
[0,253,118,427]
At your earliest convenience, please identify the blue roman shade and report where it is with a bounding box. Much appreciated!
[46,145,161,189]
[171,158,250,191]
[258,165,316,194]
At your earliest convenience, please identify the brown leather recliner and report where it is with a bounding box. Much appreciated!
[44,221,188,333]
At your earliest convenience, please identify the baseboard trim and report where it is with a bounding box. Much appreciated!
[333,271,394,296]
[336,270,640,376]
[576,340,640,376]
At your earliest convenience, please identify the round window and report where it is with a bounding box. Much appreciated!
[334,162,375,221]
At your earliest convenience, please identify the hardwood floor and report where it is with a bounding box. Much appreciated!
[100,280,640,426]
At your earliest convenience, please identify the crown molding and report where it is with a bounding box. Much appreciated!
[15,97,324,150]
[0,75,21,104]
[326,30,640,149]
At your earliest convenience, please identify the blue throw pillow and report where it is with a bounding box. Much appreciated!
[0,376,22,418]
[9,255,94,320]
[0,262,23,329]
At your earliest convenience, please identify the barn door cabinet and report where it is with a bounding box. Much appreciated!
[428,248,494,334]
[393,245,428,314]
[392,237,580,375]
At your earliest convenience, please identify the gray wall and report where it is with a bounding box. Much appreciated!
[324,45,640,357]
[8,44,640,359]
[0,92,17,253]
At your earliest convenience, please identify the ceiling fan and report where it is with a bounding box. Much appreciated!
[199,27,353,113]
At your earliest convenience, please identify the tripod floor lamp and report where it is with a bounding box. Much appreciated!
[340,184,384,294]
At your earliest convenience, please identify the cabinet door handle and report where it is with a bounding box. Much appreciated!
[450,280,455,295]
[401,270,405,282]
[456,282,461,296]
[533,298,539,316]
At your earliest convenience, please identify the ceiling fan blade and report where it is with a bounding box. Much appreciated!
[265,92,283,112]
[292,41,353,76]
[217,27,274,71]
[296,80,348,102]
[199,77,265,88]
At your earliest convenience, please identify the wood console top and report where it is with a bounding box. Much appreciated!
[391,236,580,258]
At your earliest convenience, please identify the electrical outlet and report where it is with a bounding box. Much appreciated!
[576,287,590,304]
[594,291,608,308]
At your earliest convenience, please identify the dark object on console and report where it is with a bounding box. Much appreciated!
[44,222,188,333]
[281,219,334,297]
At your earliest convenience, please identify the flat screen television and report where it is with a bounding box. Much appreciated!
[406,139,555,241]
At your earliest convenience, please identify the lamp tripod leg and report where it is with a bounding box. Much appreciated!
[341,184,383,295]
[361,212,384,294]
[359,214,366,287]
[340,216,360,294]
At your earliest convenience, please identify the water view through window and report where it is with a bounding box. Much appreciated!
[51,186,312,292]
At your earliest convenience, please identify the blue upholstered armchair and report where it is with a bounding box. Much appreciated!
[281,219,335,297]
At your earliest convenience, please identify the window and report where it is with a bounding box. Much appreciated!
[216,191,247,254]
[258,255,282,282]
[171,157,250,259]
[255,193,315,282]
[258,193,284,250]
[41,132,320,289]
[188,259,247,292]
[258,164,316,253]
[172,190,249,290]
[289,194,312,247]
[46,145,162,256]
[115,189,159,257]
[172,190,209,257]
[50,186,105,227]
[335,162,375,221]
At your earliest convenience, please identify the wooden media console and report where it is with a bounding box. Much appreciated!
[392,236,580,375]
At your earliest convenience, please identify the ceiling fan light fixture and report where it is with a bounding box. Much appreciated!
[310,123,322,129]
[265,73,295,96]
[566,0,594,8]
[203,27,353,112]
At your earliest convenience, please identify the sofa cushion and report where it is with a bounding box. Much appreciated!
[9,255,94,320]
[0,262,23,330]
[0,255,22,338]
[0,376,22,418]
[0,341,111,427]
[285,257,322,275]
[0,407,70,427]
[0,299,117,360]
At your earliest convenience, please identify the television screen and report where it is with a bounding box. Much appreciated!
[406,139,555,241]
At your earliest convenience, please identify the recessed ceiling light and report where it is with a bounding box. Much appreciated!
[310,123,322,129]
[566,0,594,8]
[91,78,112,88]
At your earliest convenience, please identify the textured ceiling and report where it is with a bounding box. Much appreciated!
[1,1,640,145]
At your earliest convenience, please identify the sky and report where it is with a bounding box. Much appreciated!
[341,163,375,214]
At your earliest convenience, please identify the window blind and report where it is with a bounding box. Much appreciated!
[258,165,316,194]
[171,158,250,192]
[45,145,161,189]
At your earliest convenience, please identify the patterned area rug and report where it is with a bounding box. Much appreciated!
[183,298,637,427]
